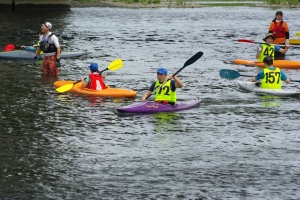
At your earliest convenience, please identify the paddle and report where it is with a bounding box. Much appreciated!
[56,58,123,93]
[237,39,300,48]
[219,69,300,82]
[3,43,18,51]
[3,43,66,52]
[146,51,203,99]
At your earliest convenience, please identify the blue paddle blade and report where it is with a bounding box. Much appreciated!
[219,69,240,79]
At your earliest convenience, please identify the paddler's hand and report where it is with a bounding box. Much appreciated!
[257,46,262,51]
[55,58,61,67]
[168,74,174,79]
[33,56,37,65]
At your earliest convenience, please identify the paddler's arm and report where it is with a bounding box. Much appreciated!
[56,46,61,60]
[281,71,290,83]
[81,78,89,88]
[278,44,290,53]
[170,74,183,88]
[252,70,263,82]
[256,45,262,59]
[35,46,41,57]
[141,91,152,102]
[141,82,155,102]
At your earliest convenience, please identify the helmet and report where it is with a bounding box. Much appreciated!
[263,56,273,65]
[263,33,276,41]
[275,11,283,16]
[88,63,98,72]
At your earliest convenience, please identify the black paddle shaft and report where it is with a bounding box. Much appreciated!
[146,51,203,99]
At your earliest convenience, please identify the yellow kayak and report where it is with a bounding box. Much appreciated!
[289,32,300,45]
[54,80,137,98]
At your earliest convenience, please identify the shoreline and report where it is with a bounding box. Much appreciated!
[71,0,300,8]
[71,0,204,8]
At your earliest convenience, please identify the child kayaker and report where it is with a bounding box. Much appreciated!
[141,68,183,105]
[81,63,108,90]
[256,33,289,61]
[252,55,290,89]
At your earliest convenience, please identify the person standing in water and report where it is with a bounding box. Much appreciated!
[268,11,289,58]
[34,22,61,75]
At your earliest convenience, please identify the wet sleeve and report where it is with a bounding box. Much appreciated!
[274,45,281,51]
[280,71,287,81]
[85,77,91,83]
[24,46,36,52]
[171,80,176,91]
[149,82,155,92]
[255,70,264,80]
[285,32,289,39]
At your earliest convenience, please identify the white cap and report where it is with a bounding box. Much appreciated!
[45,22,52,30]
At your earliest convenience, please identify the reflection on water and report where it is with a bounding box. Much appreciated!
[153,112,180,132]
[1,7,300,199]
[260,95,281,107]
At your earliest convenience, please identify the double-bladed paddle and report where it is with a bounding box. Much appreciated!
[237,39,300,48]
[219,69,300,83]
[146,51,203,99]
[56,58,123,93]
[3,43,66,52]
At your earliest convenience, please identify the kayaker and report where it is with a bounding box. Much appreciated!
[81,63,108,90]
[141,68,183,105]
[268,11,289,45]
[21,31,44,55]
[252,56,290,89]
[256,33,289,62]
[34,22,61,75]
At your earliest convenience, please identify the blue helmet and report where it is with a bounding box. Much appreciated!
[88,63,98,72]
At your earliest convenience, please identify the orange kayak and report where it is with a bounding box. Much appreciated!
[54,80,137,98]
[233,59,300,69]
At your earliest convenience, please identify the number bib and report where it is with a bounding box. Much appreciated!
[258,44,275,62]
[261,67,282,89]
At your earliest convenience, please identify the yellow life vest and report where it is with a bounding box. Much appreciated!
[258,44,275,62]
[37,41,44,55]
[261,67,282,89]
[154,80,176,103]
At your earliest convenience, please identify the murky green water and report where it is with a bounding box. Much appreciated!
[1,7,300,199]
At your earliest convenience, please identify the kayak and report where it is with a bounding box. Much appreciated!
[0,50,89,60]
[234,59,300,69]
[289,39,300,45]
[289,33,300,45]
[116,98,202,114]
[54,80,137,98]
[237,81,300,97]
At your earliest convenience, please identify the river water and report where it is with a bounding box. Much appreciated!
[1,7,300,199]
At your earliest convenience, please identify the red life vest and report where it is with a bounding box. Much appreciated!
[88,73,107,90]
[271,21,285,38]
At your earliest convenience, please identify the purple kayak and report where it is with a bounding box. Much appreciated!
[116,98,202,114]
